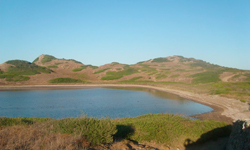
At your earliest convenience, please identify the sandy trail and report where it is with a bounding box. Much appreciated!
[221,73,237,82]
[0,84,249,122]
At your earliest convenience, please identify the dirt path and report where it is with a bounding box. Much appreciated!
[220,73,237,82]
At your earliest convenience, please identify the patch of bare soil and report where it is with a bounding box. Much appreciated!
[220,72,237,82]
[94,140,170,150]
[0,63,13,72]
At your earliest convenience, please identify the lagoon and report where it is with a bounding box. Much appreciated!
[0,87,213,119]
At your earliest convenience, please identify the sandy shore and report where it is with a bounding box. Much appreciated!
[1,84,249,123]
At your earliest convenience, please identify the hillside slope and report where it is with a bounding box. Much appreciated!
[0,54,250,101]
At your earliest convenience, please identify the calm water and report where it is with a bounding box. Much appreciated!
[0,88,213,119]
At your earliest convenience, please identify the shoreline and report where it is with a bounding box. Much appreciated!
[1,84,249,123]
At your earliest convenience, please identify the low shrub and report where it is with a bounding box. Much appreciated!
[152,57,170,63]
[0,114,231,147]
[50,117,117,146]
[73,65,98,72]
[41,55,56,63]
[240,99,246,103]
[1,60,52,82]
[32,57,39,63]
[48,65,58,68]
[191,71,221,83]
[49,78,85,83]
[0,117,50,126]
[113,114,231,145]
[93,68,110,74]
[171,74,180,78]
[101,66,138,80]
[119,76,143,83]
[72,67,84,72]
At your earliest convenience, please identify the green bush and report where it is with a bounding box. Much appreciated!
[240,99,246,103]
[1,60,52,82]
[0,114,231,146]
[32,57,39,63]
[139,64,157,73]
[49,117,117,146]
[6,60,52,75]
[245,73,250,82]
[156,74,168,79]
[101,66,138,80]
[0,116,116,146]
[110,62,119,66]
[171,74,180,78]
[152,57,170,63]
[0,117,50,126]
[101,75,123,80]
[119,76,143,83]
[210,82,250,97]
[67,59,82,64]
[73,65,98,72]
[113,114,231,145]
[190,60,219,69]
[72,67,85,72]
[11,75,30,82]
[191,71,221,83]
[214,88,232,95]
[48,65,58,68]
[41,55,56,63]
[49,78,85,83]
[93,68,110,74]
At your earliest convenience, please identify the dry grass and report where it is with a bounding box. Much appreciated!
[0,125,89,150]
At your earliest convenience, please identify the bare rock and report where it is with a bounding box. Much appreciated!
[226,120,250,150]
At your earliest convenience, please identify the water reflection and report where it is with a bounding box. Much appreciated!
[0,88,213,119]
[106,87,187,103]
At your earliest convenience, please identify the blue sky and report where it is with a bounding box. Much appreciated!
[0,0,249,70]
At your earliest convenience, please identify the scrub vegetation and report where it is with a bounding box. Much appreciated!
[41,55,57,63]
[119,76,143,83]
[48,65,58,68]
[191,71,221,83]
[152,57,170,63]
[1,54,250,104]
[93,68,110,74]
[72,65,98,72]
[0,114,231,149]
[101,66,138,80]
[49,78,85,83]
[0,60,52,81]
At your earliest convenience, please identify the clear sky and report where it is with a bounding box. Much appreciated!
[0,0,249,70]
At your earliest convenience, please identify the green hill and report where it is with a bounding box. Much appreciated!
[0,60,52,81]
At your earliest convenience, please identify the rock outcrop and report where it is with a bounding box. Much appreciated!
[226,120,250,150]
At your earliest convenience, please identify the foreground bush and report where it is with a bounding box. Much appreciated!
[0,114,231,149]
[113,114,231,146]
[49,78,85,83]
[48,117,117,145]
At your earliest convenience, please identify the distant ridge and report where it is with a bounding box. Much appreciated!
[1,54,250,100]
[0,55,248,83]
[0,54,249,84]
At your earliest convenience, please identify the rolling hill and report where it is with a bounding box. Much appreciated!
[0,54,250,101]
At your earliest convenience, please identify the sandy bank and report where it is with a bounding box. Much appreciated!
[1,84,249,123]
